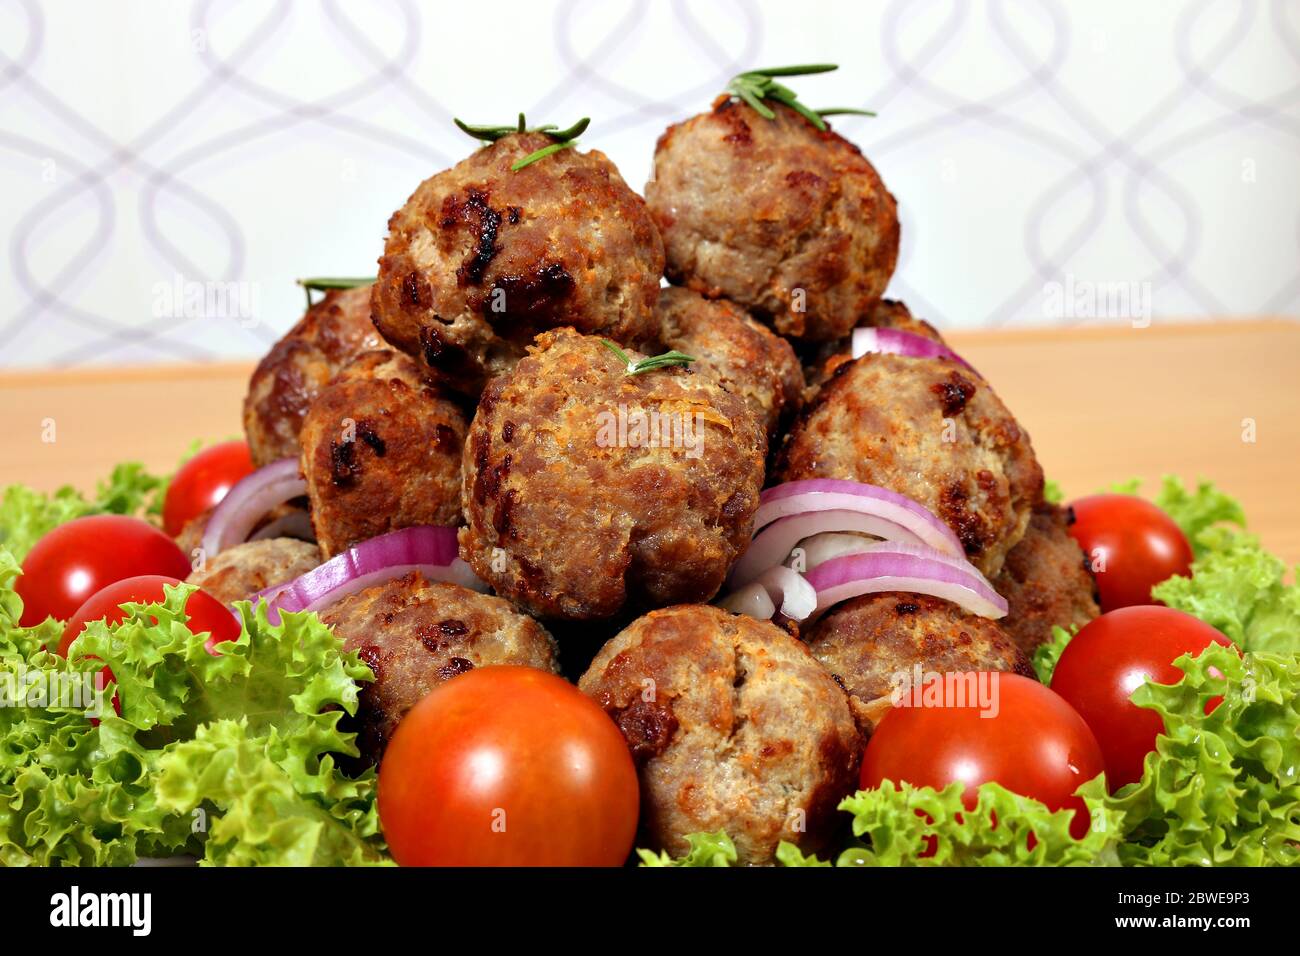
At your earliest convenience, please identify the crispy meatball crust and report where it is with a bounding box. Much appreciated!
[185,538,321,606]
[993,503,1100,654]
[654,286,803,439]
[805,593,1035,733]
[243,285,383,466]
[774,353,1043,576]
[460,329,767,621]
[646,98,899,342]
[578,605,861,865]
[373,133,665,394]
[300,349,468,559]
[319,572,559,765]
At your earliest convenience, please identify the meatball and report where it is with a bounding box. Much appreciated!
[460,328,767,620]
[805,593,1035,734]
[654,286,803,439]
[185,538,321,606]
[993,503,1100,654]
[319,572,559,765]
[646,98,899,342]
[801,298,946,396]
[578,605,860,865]
[774,353,1043,576]
[373,132,665,394]
[243,285,384,466]
[300,349,468,559]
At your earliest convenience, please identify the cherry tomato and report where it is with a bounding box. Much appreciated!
[378,666,640,867]
[162,441,254,537]
[1050,606,1234,790]
[1066,494,1193,612]
[58,574,240,657]
[57,575,241,719]
[16,515,192,626]
[861,673,1104,839]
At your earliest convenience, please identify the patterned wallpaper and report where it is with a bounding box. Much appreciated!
[1,0,1297,368]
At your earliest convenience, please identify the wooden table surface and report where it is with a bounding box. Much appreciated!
[2,320,1297,565]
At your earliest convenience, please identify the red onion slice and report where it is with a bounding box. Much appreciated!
[851,327,972,369]
[716,581,776,621]
[730,509,926,589]
[755,565,817,621]
[804,543,1008,622]
[754,479,964,558]
[201,458,307,557]
[250,526,486,624]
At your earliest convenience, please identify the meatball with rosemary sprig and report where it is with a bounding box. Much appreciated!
[646,65,898,342]
[243,282,382,466]
[459,328,766,621]
[373,116,665,395]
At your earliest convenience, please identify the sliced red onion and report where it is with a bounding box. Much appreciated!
[730,509,926,589]
[851,326,972,369]
[248,509,315,543]
[804,543,1008,622]
[754,565,817,621]
[250,526,486,624]
[753,480,963,559]
[201,458,307,557]
[716,581,776,621]
[800,533,997,585]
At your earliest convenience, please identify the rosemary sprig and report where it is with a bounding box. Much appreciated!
[726,64,876,131]
[600,339,696,376]
[454,113,592,171]
[297,276,375,308]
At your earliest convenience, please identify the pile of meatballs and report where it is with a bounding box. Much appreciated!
[180,89,1100,865]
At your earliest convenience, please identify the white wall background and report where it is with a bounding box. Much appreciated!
[1,0,1297,368]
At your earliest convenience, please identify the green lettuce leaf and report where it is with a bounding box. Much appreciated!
[1042,479,1064,505]
[0,462,167,561]
[1153,535,1300,656]
[0,550,384,866]
[1102,645,1300,865]
[637,830,739,867]
[835,779,1122,866]
[1031,625,1075,684]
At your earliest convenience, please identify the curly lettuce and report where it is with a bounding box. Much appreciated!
[1103,644,1300,866]
[0,462,167,561]
[0,549,386,866]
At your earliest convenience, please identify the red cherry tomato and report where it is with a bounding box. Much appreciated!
[16,515,192,626]
[57,575,241,719]
[1066,494,1193,612]
[162,441,254,537]
[861,673,1104,840]
[58,574,240,657]
[1050,606,1234,790]
[378,666,640,867]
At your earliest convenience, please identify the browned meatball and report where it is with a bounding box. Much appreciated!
[185,538,321,606]
[243,285,383,466]
[373,133,665,394]
[654,286,803,439]
[993,503,1100,654]
[646,98,899,342]
[805,593,1035,734]
[802,298,946,397]
[578,605,860,865]
[460,328,767,621]
[300,349,468,559]
[774,353,1043,577]
[320,572,559,765]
